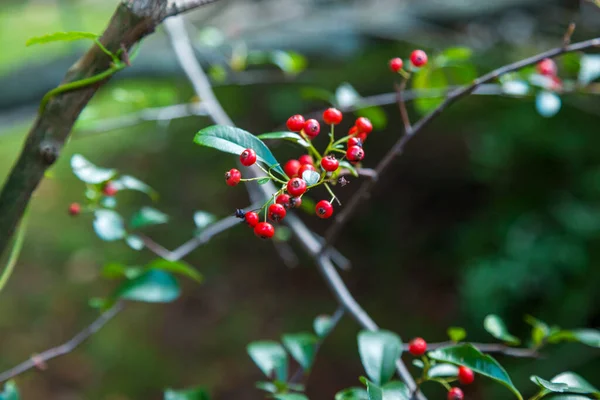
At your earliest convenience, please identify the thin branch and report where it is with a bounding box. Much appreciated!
[0,301,124,383]
[395,79,411,133]
[321,36,600,252]
[165,0,223,18]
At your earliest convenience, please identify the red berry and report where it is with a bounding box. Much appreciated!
[254,222,275,239]
[290,196,302,208]
[287,114,305,132]
[346,145,364,162]
[348,126,359,136]
[323,108,343,125]
[321,155,340,172]
[299,154,314,165]
[458,366,474,385]
[68,202,81,216]
[225,168,241,186]
[245,211,259,227]
[284,159,301,178]
[408,337,427,356]
[447,387,464,400]
[276,194,291,208]
[537,58,557,76]
[315,200,334,219]
[103,182,117,196]
[389,57,403,72]
[410,50,428,68]
[240,148,257,166]
[348,137,363,147]
[303,119,320,138]
[268,203,287,222]
[298,163,317,178]
[287,177,307,197]
[355,117,373,135]
[357,132,368,143]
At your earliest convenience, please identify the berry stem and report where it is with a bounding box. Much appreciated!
[256,163,287,184]
[300,131,323,161]
[240,177,270,182]
[324,183,341,206]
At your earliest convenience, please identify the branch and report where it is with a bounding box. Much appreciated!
[321,36,600,251]
[395,79,411,133]
[0,301,124,383]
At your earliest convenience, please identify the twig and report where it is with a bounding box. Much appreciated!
[563,22,576,47]
[165,0,222,18]
[0,301,124,383]
[0,211,28,294]
[289,306,345,384]
[320,35,600,252]
[395,79,412,133]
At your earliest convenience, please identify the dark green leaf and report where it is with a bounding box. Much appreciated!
[551,372,599,393]
[547,329,600,348]
[194,126,284,175]
[358,330,403,386]
[530,376,570,393]
[282,332,318,371]
[115,270,180,303]
[300,87,334,103]
[255,382,277,393]
[93,210,125,241]
[0,381,20,400]
[299,196,315,215]
[273,394,309,400]
[26,31,98,46]
[258,132,309,148]
[335,387,369,400]
[530,373,600,398]
[364,379,410,400]
[258,178,271,185]
[102,263,129,279]
[71,154,116,184]
[428,364,459,378]
[130,207,169,229]
[247,341,288,381]
[447,327,467,342]
[428,344,522,399]
[147,259,203,283]
[194,211,216,231]
[112,175,158,200]
[525,315,550,346]
[125,235,144,251]
[484,314,521,345]
[164,387,210,400]
[339,161,359,178]
[413,67,447,115]
[313,315,332,338]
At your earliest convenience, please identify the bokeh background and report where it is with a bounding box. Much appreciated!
[0,0,599,399]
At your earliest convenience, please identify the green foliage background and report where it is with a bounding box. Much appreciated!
[0,0,598,399]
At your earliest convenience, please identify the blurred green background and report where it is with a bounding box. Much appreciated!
[0,0,599,399]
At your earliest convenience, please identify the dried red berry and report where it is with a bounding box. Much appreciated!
[410,49,428,68]
[321,155,340,172]
[254,222,275,239]
[355,117,373,135]
[245,211,259,227]
[268,203,287,222]
[284,159,301,178]
[225,169,242,186]
[299,154,314,165]
[290,196,302,208]
[287,177,307,197]
[389,57,403,72]
[323,108,343,125]
[346,145,364,162]
[303,119,320,138]
[68,202,81,216]
[537,58,557,76]
[240,148,257,166]
[315,200,334,219]
[408,337,427,356]
[458,366,474,385]
[447,387,464,400]
[286,114,305,132]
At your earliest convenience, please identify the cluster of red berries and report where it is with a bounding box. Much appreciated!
[226,109,374,239]
[68,181,118,216]
[408,338,474,400]
[536,58,562,90]
[389,49,429,73]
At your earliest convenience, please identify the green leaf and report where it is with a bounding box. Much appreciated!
[282,332,318,371]
[257,177,270,185]
[130,207,169,229]
[358,330,403,386]
[525,315,550,346]
[247,341,288,381]
[71,154,117,184]
[255,381,278,393]
[274,395,309,400]
[547,329,600,348]
[363,380,410,400]
[270,50,307,75]
[93,210,126,241]
[428,344,522,399]
[26,31,98,46]
[447,327,467,342]
[313,314,332,338]
[437,47,473,64]
[551,372,599,394]
[413,67,447,115]
[0,381,20,400]
[427,364,459,378]
[258,132,309,148]
[484,314,521,345]
[339,161,359,177]
[530,376,571,393]
[302,170,320,186]
[112,175,158,200]
[125,234,145,251]
[194,211,216,231]
[531,373,600,398]
[115,270,180,303]
[412,359,424,368]
[164,387,210,400]
[578,55,600,85]
[194,126,284,175]
[146,259,203,283]
[335,387,369,400]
